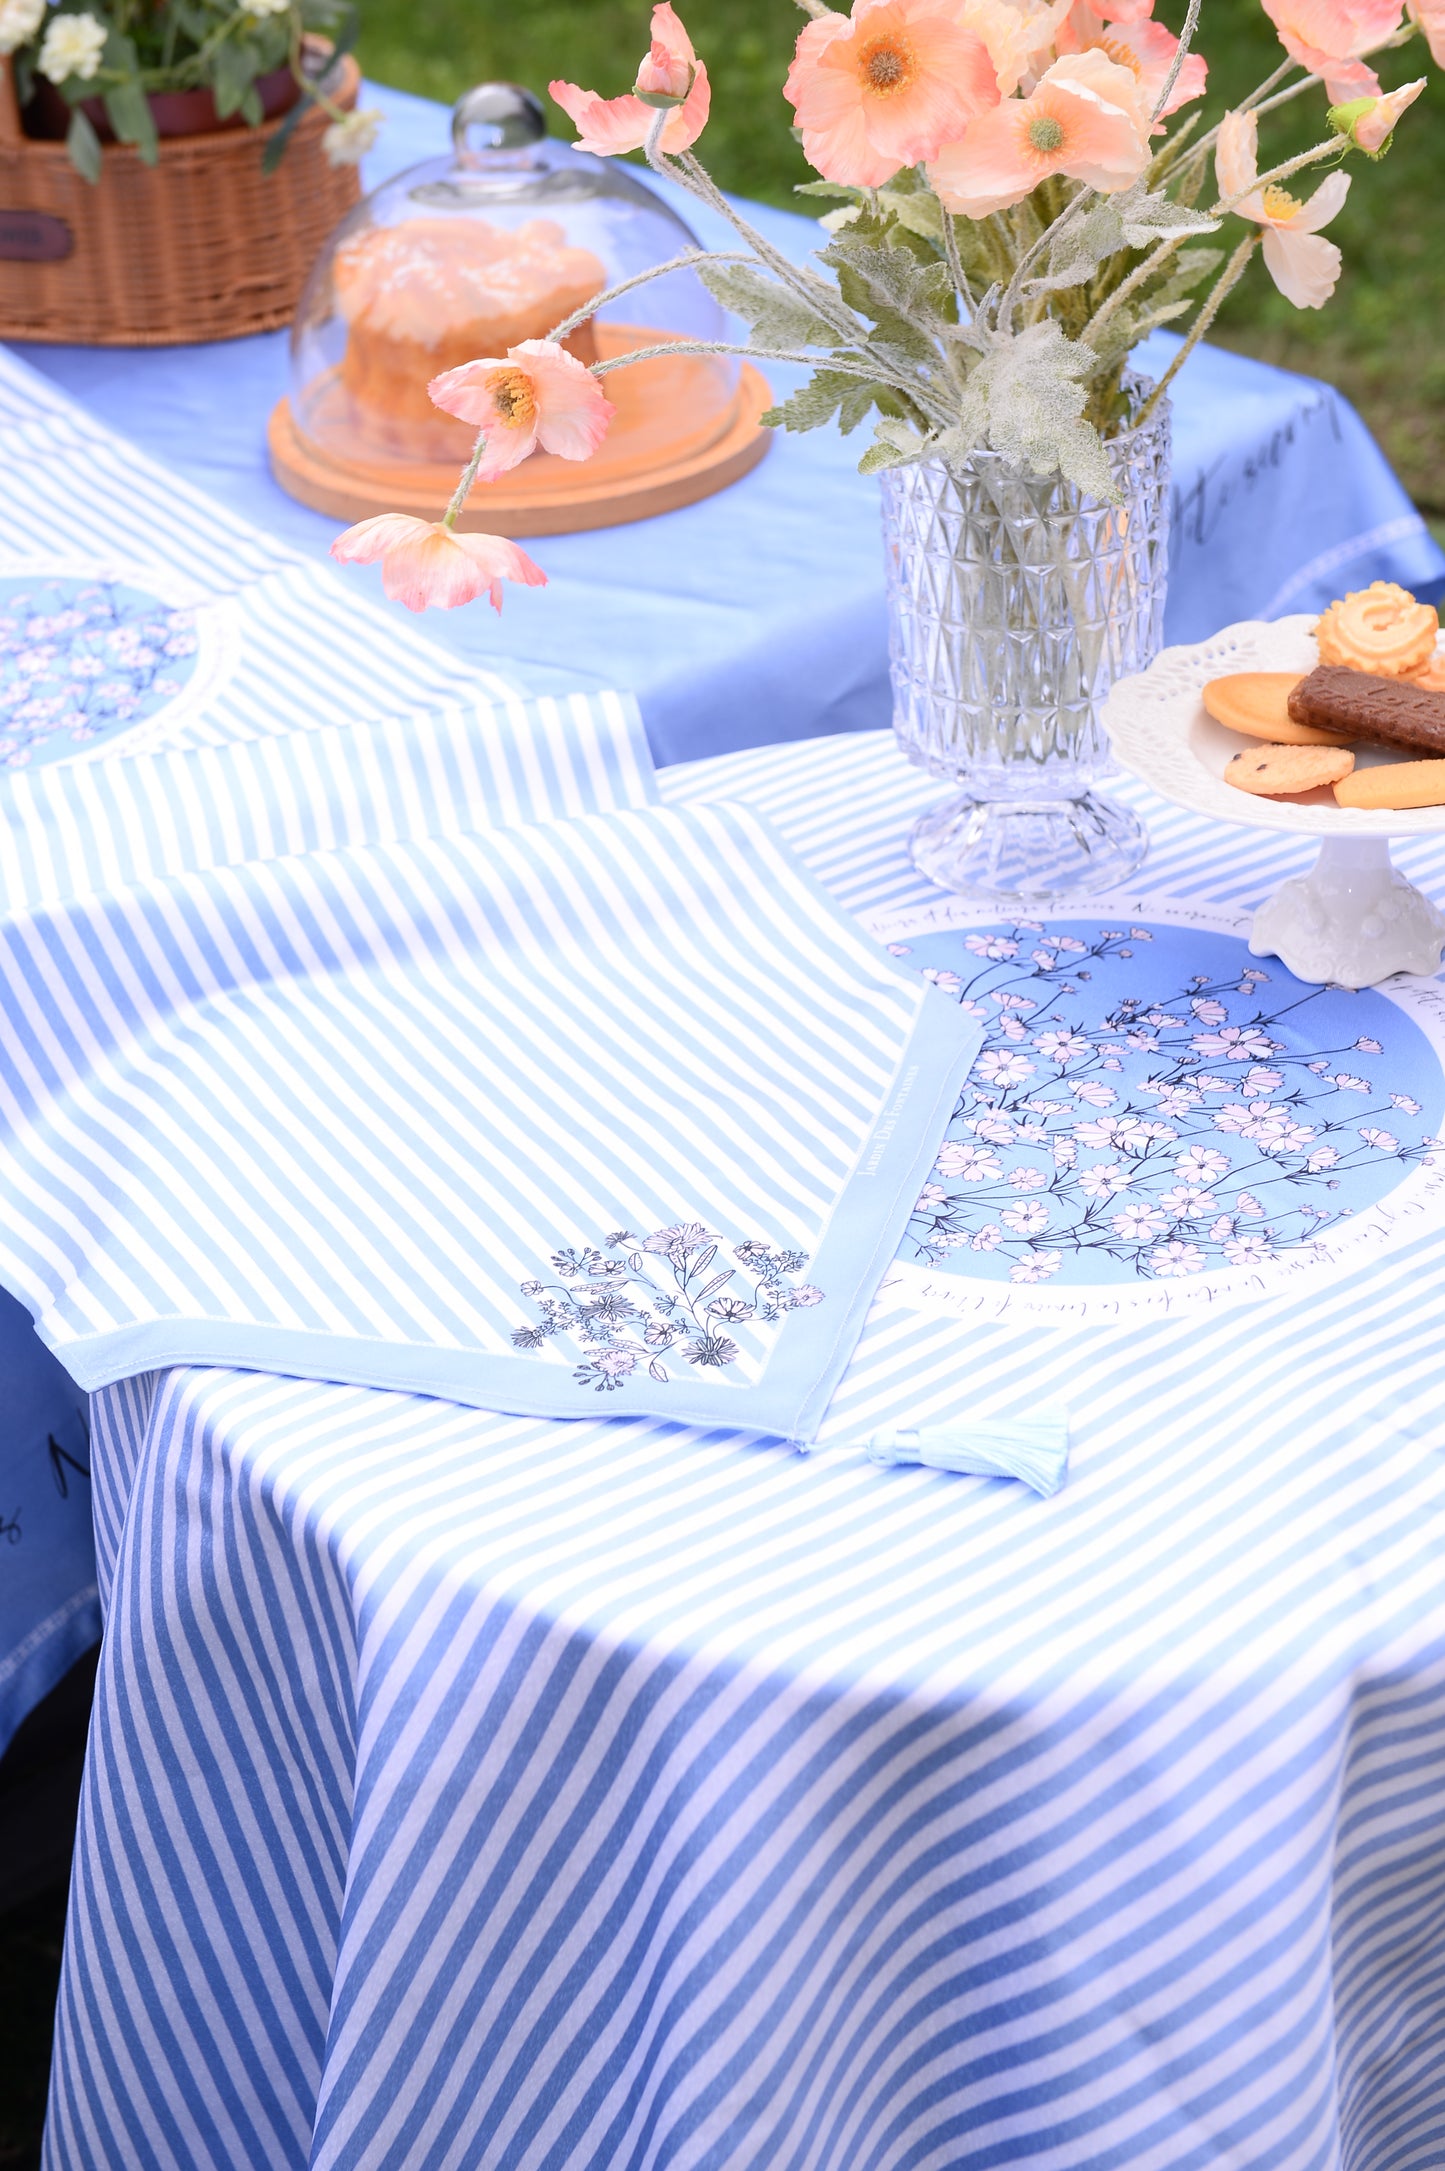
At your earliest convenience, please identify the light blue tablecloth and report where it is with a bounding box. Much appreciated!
[10,81,1443,766]
[42,727,1445,2171]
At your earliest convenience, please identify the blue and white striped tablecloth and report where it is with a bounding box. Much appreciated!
[42,729,1445,2171]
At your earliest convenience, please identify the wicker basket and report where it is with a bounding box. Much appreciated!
[0,54,362,345]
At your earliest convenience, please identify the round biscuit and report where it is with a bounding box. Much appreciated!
[1201,673,1343,744]
[1224,744,1355,798]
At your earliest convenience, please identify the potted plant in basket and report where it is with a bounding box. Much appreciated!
[329,0,1443,903]
[0,0,382,343]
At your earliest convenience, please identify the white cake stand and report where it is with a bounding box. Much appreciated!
[1104,615,1445,990]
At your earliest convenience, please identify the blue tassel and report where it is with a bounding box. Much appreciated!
[866,1409,1069,1497]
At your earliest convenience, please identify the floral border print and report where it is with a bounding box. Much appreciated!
[513,1225,824,1391]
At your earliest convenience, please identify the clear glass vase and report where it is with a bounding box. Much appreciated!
[880,388,1171,904]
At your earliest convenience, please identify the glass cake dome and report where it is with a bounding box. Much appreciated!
[271,82,765,534]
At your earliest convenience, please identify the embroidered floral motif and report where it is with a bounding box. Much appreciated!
[512,1225,823,1391]
[0,576,198,768]
[901,920,1442,1286]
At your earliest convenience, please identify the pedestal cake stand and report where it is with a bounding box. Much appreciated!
[1104,614,1445,991]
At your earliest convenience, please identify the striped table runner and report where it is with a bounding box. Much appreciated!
[0,796,977,1442]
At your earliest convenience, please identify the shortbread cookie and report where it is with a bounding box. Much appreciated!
[1289,666,1445,756]
[1335,760,1445,810]
[1202,672,1346,744]
[1407,650,1445,693]
[1315,581,1439,678]
[1225,744,1355,797]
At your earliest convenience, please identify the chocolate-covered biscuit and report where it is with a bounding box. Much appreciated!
[1289,666,1445,757]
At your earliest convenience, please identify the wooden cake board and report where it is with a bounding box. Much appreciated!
[269,331,774,536]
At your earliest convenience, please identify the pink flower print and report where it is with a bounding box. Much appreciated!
[1355,1037,1383,1054]
[917,1183,949,1208]
[1150,1239,1206,1278]
[1145,1011,1185,1027]
[1391,1094,1422,1115]
[596,1349,639,1379]
[1034,1030,1091,1063]
[1117,1116,1177,1151]
[976,1050,1035,1087]
[1191,1026,1277,1063]
[1100,1058,1123,1073]
[1358,1127,1399,1153]
[996,1017,1030,1042]
[1009,1250,1061,1284]
[922,967,963,991]
[1009,1167,1048,1193]
[1072,1115,1119,1150]
[1194,1075,1234,1094]
[1306,1147,1340,1171]
[1070,1078,1116,1109]
[1223,1233,1272,1266]
[1208,1215,1235,1242]
[1174,1145,1229,1184]
[787,1285,824,1308]
[1111,1204,1166,1240]
[1235,1192,1265,1217]
[971,1224,1003,1252]
[936,1140,1002,1181]
[1078,1161,1127,1198]
[1240,1067,1284,1096]
[886,943,912,956]
[1031,950,1058,970]
[1052,937,1087,954]
[1332,1074,1370,1093]
[1158,1185,1216,1221]
[1128,929,1153,942]
[1052,1137,1077,1169]
[965,935,1018,960]
[1125,1032,1160,1052]
[971,1113,1017,1147]
[1001,1199,1050,1235]
[959,998,991,1020]
[1117,949,1133,959]
[1213,1102,1255,1135]
[994,992,1036,1012]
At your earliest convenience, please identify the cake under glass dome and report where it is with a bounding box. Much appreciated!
[268,83,771,535]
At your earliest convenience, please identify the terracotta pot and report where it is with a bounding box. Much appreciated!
[23,63,299,143]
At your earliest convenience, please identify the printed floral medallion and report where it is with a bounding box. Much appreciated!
[866,895,1445,1324]
[0,562,235,768]
[512,1225,823,1392]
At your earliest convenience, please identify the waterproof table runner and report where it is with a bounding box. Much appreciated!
[41,726,1445,2171]
[0,798,978,1443]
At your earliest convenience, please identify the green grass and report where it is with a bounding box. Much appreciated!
[357,0,1443,510]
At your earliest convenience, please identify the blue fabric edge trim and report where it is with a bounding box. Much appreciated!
[38,991,981,1447]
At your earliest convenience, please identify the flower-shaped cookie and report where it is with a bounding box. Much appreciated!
[1315,581,1439,678]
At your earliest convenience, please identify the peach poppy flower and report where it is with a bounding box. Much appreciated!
[784,0,1000,190]
[960,0,1072,98]
[1259,0,1403,102]
[330,518,548,614]
[1055,1,1207,123]
[427,340,615,484]
[1215,108,1351,310]
[929,50,1149,216]
[550,3,710,156]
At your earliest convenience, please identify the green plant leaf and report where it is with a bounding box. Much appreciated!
[66,106,103,185]
[760,367,886,436]
[261,84,309,173]
[695,259,844,351]
[103,75,159,164]
[211,37,260,120]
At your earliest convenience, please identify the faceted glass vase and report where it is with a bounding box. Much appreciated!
[880,390,1171,904]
